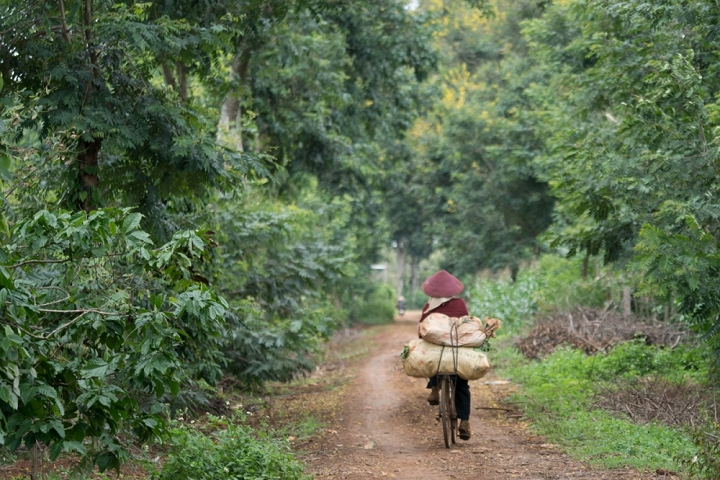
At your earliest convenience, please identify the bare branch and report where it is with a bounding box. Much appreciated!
[0,320,46,340]
[9,259,69,269]
[38,308,117,315]
[45,310,91,338]
[37,288,72,307]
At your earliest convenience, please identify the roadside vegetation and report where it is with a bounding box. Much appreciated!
[468,255,719,477]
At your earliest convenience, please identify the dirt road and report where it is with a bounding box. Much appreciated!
[302,312,661,479]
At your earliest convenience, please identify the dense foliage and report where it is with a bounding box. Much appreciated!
[399,0,720,372]
[0,0,434,471]
[0,209,226,471]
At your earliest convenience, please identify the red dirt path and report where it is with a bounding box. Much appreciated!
[300,311,668,479]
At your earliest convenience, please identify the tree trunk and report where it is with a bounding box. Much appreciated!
[218,95,239,140]
[78,138,102,212]
[58,0,71,42]
[623,287,632,316]
[162,63,177,89]
[30,442,41,480]
[177,61,188,102]
[217,54,250,151]
[84,0,98,73]
[410,256,419,308]
[77,0,101,212]
[395,240,405,298]
[582,251,589,280]
[594,258,600,280]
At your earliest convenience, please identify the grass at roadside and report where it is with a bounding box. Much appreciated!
[467,255,711,474]
[494,341,700,472]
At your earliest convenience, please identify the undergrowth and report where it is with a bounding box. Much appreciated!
[500,345,699,471]
[468,255,714,474]
[468,270,538,335]
[468,254,617,335]
[351,283,396,325]
[153,415,309,480]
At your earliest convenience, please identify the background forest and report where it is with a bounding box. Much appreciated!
[1,0,720,477]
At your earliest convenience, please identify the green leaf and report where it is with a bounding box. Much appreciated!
[51,420,65,439]
[63,441,86,455]
[81,359,111,378]
[96,451,119,473]
[122,213,143,234]
[21,386,37,405]
[142,418,157,428]
[0,268,12,289]
[36,385,58,400]
[8,391,18,409]
[129,230,152,243]
[150,293,163,310]
[0,155,12,182]
[0,385,10,403]
[49,441,63,460]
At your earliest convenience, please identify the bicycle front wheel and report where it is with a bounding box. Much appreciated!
[440,376,452,448]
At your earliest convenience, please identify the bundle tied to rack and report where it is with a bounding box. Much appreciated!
[401,313,497,380]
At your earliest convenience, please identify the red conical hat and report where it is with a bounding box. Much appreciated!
[421,270,464,297]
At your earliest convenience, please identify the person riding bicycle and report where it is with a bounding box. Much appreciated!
[396,295,406,315]
[418,269,472,441]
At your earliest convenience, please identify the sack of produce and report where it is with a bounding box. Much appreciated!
[419,313,487,347]
[400,339,490,381]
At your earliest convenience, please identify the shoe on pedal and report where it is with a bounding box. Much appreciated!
[427,386,439,405]
[459,420,471,440]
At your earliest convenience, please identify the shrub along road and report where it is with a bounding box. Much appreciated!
[300,312,665,479]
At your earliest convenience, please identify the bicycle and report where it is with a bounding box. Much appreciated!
[436,325,461,448]
[437,373,458,448]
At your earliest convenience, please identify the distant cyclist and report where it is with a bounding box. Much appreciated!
[418,270,472,441]
[396,295,406,315]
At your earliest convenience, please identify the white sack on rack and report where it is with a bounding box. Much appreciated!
[401,339,490,381]
[419,313,487,347]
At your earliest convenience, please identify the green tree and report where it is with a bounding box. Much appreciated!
[525,0,720,342]
[0,0,272,237]
[402,0,554,278]
[0,206,227,471]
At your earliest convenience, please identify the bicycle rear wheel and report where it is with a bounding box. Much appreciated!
[448,379,457,444]
[440,376,452,448]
